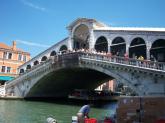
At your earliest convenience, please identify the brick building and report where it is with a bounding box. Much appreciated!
[96,80,116,92]
[0,41,30,85]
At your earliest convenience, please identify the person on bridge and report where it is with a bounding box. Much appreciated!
[77,105,90,123]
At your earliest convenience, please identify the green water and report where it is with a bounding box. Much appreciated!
[0,100,117,123]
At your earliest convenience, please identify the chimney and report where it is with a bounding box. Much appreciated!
[12,41,16,50]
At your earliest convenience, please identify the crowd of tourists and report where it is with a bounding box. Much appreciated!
[59,48,157,63]
[56,48,165,70]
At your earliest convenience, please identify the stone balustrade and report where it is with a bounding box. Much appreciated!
[80,53,165,72]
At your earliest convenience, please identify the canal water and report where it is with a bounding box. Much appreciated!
[0,99,117,123]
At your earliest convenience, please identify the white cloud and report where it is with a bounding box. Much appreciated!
[21,0,46,11]
[16,39,50,48]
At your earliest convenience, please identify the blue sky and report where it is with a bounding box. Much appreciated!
[0,0,165,58]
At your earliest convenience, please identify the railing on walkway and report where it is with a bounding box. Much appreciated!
[52,51,165,71]
[80,53,165,71]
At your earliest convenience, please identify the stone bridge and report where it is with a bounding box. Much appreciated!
[3,18,165,98]
[5,52,165,98]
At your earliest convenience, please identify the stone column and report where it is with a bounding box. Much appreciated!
[68,29,73,51]
[126,44,129,57]
[108,41,111,53]
[89,29,95,51]
[146,41,152,60]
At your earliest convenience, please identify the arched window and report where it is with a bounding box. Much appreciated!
[8,53,12,59]
[95,36,108,52]
[112,37,125,44]
[150,39,165,62]
[26,65,31,70]
[73,24,89,50]
[50,51,56,56]
[41,56,47,61]
[20,69,24,74]
[111,37,126,56]
[34,60,39,65]
[129,37,146,59]
[59,45,68,53]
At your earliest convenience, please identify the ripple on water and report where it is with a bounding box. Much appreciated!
[0,100,117,123]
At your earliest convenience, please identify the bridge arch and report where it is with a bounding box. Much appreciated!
[41,56,47,62]
[129,37,146,59]
[150,39,165,62]
[110,37,126,56]
[95,36,108,52]
[21,63,143,97]
[50,51,57,56]
[73,24,90,50]
[80,63,141,95]
[24,67,113,98]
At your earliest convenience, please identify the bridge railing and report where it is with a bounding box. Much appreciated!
[80,53,165,71]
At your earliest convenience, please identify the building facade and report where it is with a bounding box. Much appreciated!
[0,41,30,85]
[95,80,116,91]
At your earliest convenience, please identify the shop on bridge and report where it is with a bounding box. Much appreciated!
[150,39,165,62]
[110,37,126,56]
[129,37,147,59]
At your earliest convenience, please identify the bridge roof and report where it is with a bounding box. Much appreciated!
[94,26,165,32]
[67,18,108,30]
[18,37,68,68]
[67,18,165,32]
